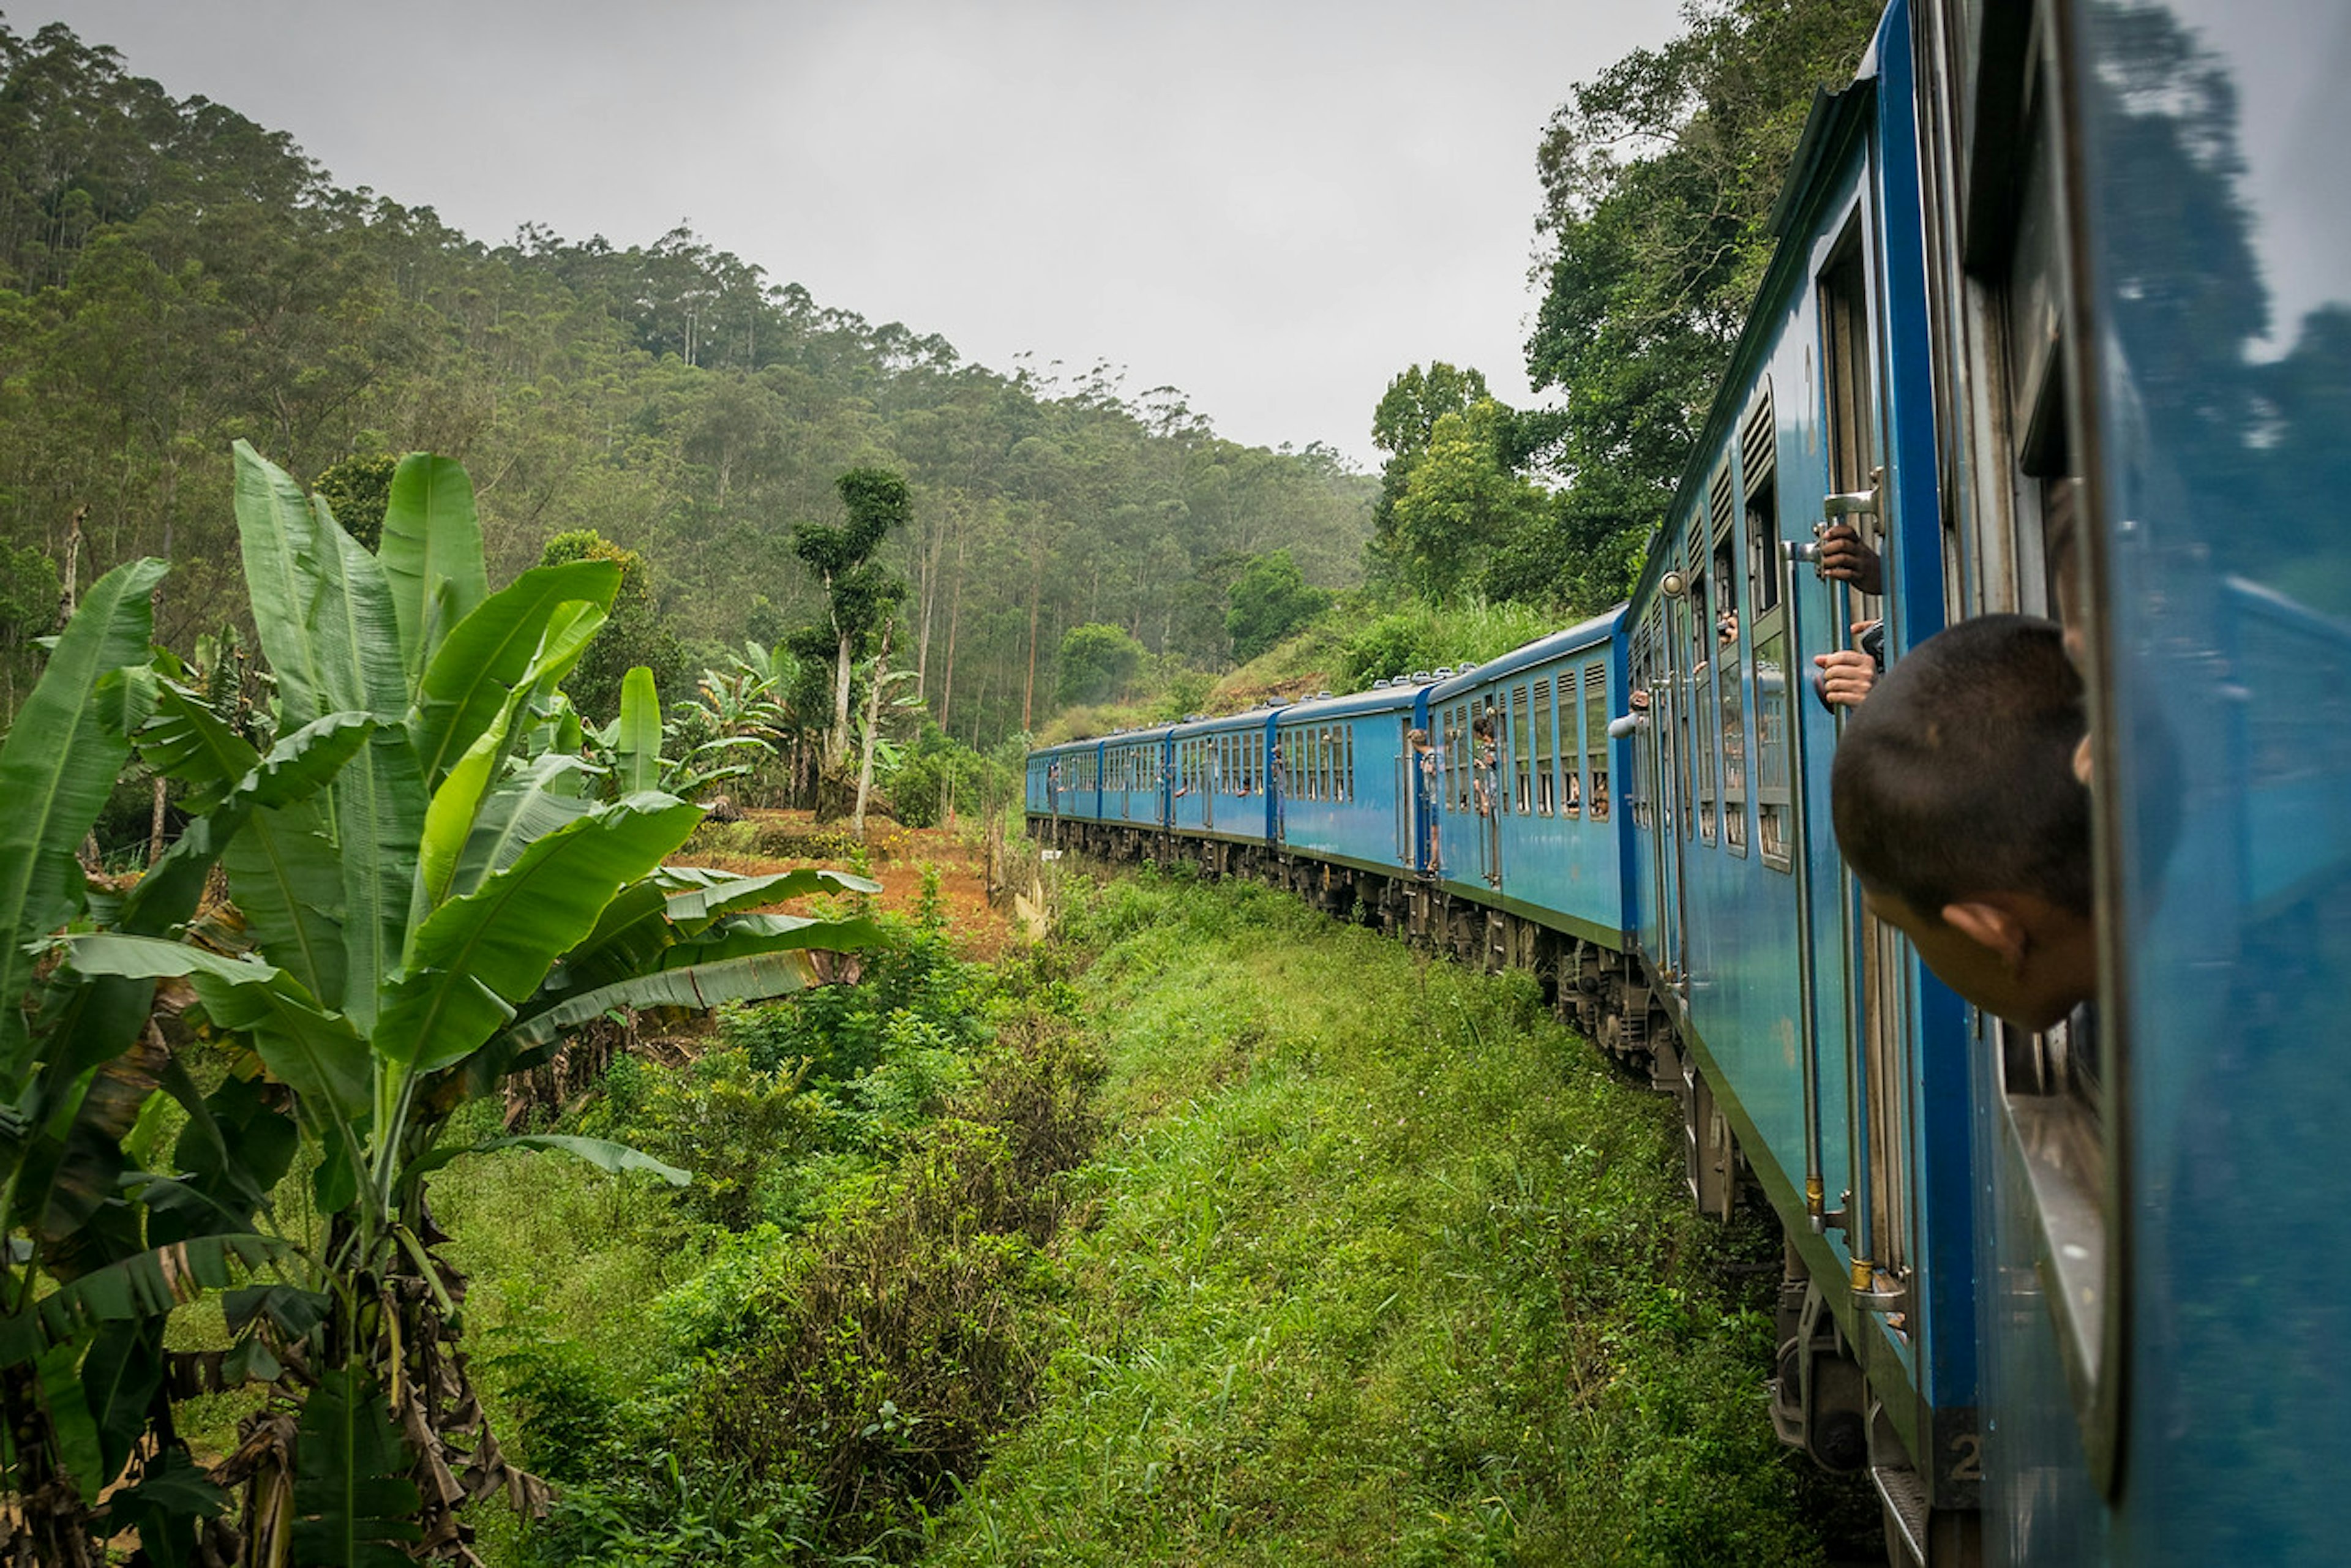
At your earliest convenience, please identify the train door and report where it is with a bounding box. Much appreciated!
[1651,598,1689,994]
[1817,203,1915,1305]
[1272,726,1289,849]
[1396,716,1418,867]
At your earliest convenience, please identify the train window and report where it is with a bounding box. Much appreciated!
[1341,726,1354,802]
[1742,386,1780,613]
[1439,710,1457,808]
[1688,570,1718,844]
[1512,686,1533,814]
[1532,679,1556,815]
[1712,463,1749,857]
[1745,394,1793,871]
[1583,662,1609,820]
[1562,671,1583,817]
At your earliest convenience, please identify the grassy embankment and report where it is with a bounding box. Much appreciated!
[430,855,1841,1566]
[921,869,1829,1566]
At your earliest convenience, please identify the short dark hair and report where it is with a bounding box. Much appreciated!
[1831,615,2091,917]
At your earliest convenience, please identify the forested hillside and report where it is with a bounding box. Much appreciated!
[0,19,1373,738]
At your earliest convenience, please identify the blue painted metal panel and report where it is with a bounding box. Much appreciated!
[2067,1,2351,1561]
[1273,688,1421,873]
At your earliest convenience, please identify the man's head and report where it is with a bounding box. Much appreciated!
[1831,615,2096,1030]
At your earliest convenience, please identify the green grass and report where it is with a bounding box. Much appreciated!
[918,871,1826,1567]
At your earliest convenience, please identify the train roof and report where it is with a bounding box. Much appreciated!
[1424,606,1624,705]
[1270,683,1421,724]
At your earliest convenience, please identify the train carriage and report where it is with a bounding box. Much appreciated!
[1618,7,1980,1551]
[1419,617,1632,951]
[1270,686,1420,879]
[1027,0,2351,1558]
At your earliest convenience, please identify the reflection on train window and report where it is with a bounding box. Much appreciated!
[1452,706,1472,811]
[1584,662,1610,820]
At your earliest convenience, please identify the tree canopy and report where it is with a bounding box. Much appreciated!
[0,18,1372,746]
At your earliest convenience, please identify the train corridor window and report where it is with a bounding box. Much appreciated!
[1512,686,1534,814]
[1343,727,1355,801]
[1742,386,1780,616]
[1712,464,1750,857]
[1584,662,1610,820]
[1744,391,1793,870]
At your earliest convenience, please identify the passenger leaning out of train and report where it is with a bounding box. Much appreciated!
[1829,615,2096,1032]
[1812,522,1886,709]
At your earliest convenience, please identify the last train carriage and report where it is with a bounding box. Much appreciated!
[1027,0,2351,1561]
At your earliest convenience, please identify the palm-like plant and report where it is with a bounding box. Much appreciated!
[44,445,879,1561]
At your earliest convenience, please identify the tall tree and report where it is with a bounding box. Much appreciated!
[791,467,910,771]
[1524,0,1882,585]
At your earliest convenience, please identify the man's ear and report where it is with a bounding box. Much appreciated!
[1941,898,2030,969]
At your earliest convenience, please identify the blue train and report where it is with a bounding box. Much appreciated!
[1027,0,2351,1562]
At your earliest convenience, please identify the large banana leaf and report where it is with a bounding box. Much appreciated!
[334,730,426,1035]
[140,696,373,814]
[290,1367,424,1568]
[0,1231,288,1365]
[230,441,422,1029]
[543,879,670,995]
[377,795,700,1073]
[230,443,404,728]
[377,453,487,687]
[67,936,372,1125]
[448,754,596,897]
[402,1132,689,1190]
[616,665,661,795]
[660,866,882,931]
[143,696,373,1007]
[507,947,828,1049]
[407,561,619,789]
[0,556,165,1078]
[659,912,890,969]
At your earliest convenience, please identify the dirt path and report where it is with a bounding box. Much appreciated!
[670,808,1023,959]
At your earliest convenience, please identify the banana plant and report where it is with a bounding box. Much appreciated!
[0,558,326,1564]
[59,444,882,1561]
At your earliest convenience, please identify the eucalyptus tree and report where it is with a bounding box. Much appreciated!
[791,467,909,773]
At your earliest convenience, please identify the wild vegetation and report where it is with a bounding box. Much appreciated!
[0,446,880,1564]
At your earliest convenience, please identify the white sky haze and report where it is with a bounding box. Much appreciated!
[18,0,1687,468]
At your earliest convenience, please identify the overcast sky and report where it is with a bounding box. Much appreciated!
[19,0,1685,470]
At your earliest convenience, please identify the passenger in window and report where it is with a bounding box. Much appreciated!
[1472,708,1499,818]
[1829,615,2094,1031]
